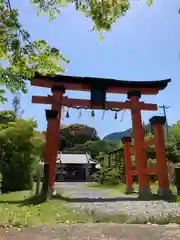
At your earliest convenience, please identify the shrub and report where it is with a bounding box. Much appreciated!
[92,166,120,185]
[0,119,43,193]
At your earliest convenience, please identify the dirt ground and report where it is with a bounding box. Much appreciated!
[0,224,180,240]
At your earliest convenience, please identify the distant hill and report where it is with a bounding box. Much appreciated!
[103,128,132,141]
[103,124,171,141]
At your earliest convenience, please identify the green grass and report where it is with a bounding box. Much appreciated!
[85,182,177,196]
[0,189,93,228]
[0,186,180,228]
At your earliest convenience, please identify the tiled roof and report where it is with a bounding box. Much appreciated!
[0,115,10,124]
[56,152,96,164]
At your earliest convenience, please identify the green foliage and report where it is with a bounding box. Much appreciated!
[0,0,170,103]
[1,0,179,103]
[92,166,120,185]
[0,110,16,123]
[147,0,153,7]
[0,0,69,102]
[171,121,180,148]
[165,121,180,163]
[104,123,153,141]
[65,139,119,158]
[0,118,44,193]
[0,89,7,103]
[90,120,180,185]
[32,0,130,31]
[12,93,23,119]
[60,124,100,150]
[166,141,180,163]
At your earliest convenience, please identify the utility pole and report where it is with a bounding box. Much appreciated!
[159,105,170,142]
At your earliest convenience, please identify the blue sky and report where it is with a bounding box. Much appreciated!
[2,0,180,138]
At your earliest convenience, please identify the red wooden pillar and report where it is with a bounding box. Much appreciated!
[44,109,59,195]
[50,86,65,190]
[43,86,65,197]
[149,116,172,197]
[122,136,134,193]
[128,91,151,197]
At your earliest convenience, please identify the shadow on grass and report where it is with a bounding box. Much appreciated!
[0,194,47,205]
[53,193,177,203]
[21,194,47,206]
[0,192,176,206]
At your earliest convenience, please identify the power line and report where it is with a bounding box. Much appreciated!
[159,105,170,142]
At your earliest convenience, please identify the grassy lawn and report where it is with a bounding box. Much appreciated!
[0,186,180,228]
[85,182,177,196]
[0,189,93,228]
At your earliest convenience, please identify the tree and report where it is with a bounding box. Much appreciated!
[0,110,16,123]
[0,118,44,192]
[12,93,23,119]
[166,121,180,163]
[64,139,120,158]
[31,0,130,31]
[92,166,120,185]
[0,0,69,103]
[1,0,156,103]
[59,124,100,150]
[171,121,180,148]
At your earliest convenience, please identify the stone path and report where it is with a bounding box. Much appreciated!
[56,182,180,217]
[1,224,180,239]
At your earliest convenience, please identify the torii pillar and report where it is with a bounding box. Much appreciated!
[43,109,59,195]
[149,116,172,198]
[128,91,151,198]
[122,136,134,193]
[43,86,65,197]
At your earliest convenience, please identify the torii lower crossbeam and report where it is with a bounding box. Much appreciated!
[32,96,158,111]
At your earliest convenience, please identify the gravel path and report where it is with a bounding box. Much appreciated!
[56,182,180,217]
[1,223,180,240]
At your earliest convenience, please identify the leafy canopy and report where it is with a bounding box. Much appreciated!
[0,0,69,102]
[31,0,130,31]
[0,0,172,103]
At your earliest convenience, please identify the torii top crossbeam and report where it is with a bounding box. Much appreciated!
[32,74,171,111]
[32,73,171,95]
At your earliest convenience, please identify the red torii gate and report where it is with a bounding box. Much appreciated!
[122,115,171,198]
[31,74,172,198]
